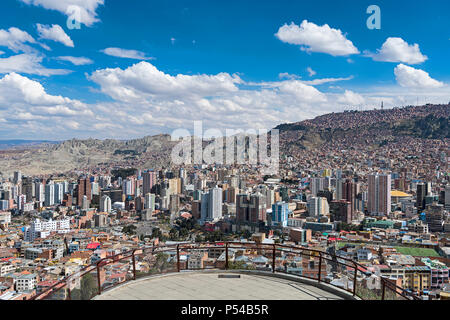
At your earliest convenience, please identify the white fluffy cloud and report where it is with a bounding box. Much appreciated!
[88,61,243,102]
[394,64,444,88]
[366,37,428,64]
[0,27,36,53]
[0,53,71,76]
[1,61,448,140]
[337,90,365,105]
[0,73,93,137]
[275,20,359,56]
[57,56,93,65]
[37,24,74,47]
[19,0,104,27]
[101,47,153,60]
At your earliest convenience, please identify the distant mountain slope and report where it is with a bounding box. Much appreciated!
[0,104,448,176]
[0,140,58,150]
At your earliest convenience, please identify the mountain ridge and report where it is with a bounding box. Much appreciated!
[0,104,448,176]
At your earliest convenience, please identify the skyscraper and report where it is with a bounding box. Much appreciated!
[416,182,431,212]
[145,193,156,212]
[445,185,450,211]
[236,193,267,224]
[54,183,64,204]
[76,178,91,207]
[143,171,157,196]
[311,177,325,197]
[44,184,55,207]
[100,195,112,213]
[307,197,329,217]
[201,187,223,222]
[35,182,44,203]
[272,202,289,227]
[368,174,391,216]
[342,179,357,218]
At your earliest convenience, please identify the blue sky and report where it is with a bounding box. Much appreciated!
[0,0,449,140]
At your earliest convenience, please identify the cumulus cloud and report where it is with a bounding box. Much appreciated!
[1,61,448,140]
[88,61,243,102]
[275,20,359,56]
[0,72,93,138]
[101,47,153,60]
[57,56,93,65]
[0,53,71,76]
[19,0,104,27]
[36,24,74,47]
[365,37,428,64]
[0,27,36,53]
[394,64,444,88]
[337,90,365,105]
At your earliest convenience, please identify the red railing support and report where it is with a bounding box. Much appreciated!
[318,252,322,282]
[132,250,137,280]
[272,244,276,273]
[225,243,229,270]
[381,280,386,300]
[353,263,358,296]
[176,245,180,272]
[96,262,102,296]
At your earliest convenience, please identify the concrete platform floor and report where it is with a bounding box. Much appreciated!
[95,272,345,300]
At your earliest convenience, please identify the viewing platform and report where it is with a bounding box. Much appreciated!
[94,271,350,300]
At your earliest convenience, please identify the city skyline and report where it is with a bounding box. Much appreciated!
[0,0,449,140]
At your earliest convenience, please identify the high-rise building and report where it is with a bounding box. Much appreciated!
[17,194,26,211]
[445,185,450,211]
[330,200,352,224]
[307,197,329,217]
[225,186,238,204]
[76,178,91,207]
[100,195,112,213]
[143,171,157,196]
[236,193,267,224]
[35,183,44,203]
[54,183,64,204]
[145,193,156,212]
[425,203,445,232]
[22,177,34,202]
[170,194,180,215]
[311,177,325,197]
[272,202,289,227]
[416,183,430,212]
[82,195,89,210]
[201,187,223,222]
[44,184,55,207]
[368,174,391,216]
[13,171,22,185]
[123,178,135,196]
[342,179,358,218]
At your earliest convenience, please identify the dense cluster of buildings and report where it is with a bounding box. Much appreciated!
[0,125,449,300]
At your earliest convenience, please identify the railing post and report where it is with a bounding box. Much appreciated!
[381,280,386,300]
[272,244,276,273]
[96,262,102,296]
[177,245,180,272]
[353,263,358,296]
[132,250,136,280]
[67,287,71,301]
[225,243,229,270]
[318,252,322,282]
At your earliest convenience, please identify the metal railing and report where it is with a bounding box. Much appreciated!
[31,242,421,301]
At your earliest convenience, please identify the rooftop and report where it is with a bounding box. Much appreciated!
[94,271,349,301]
